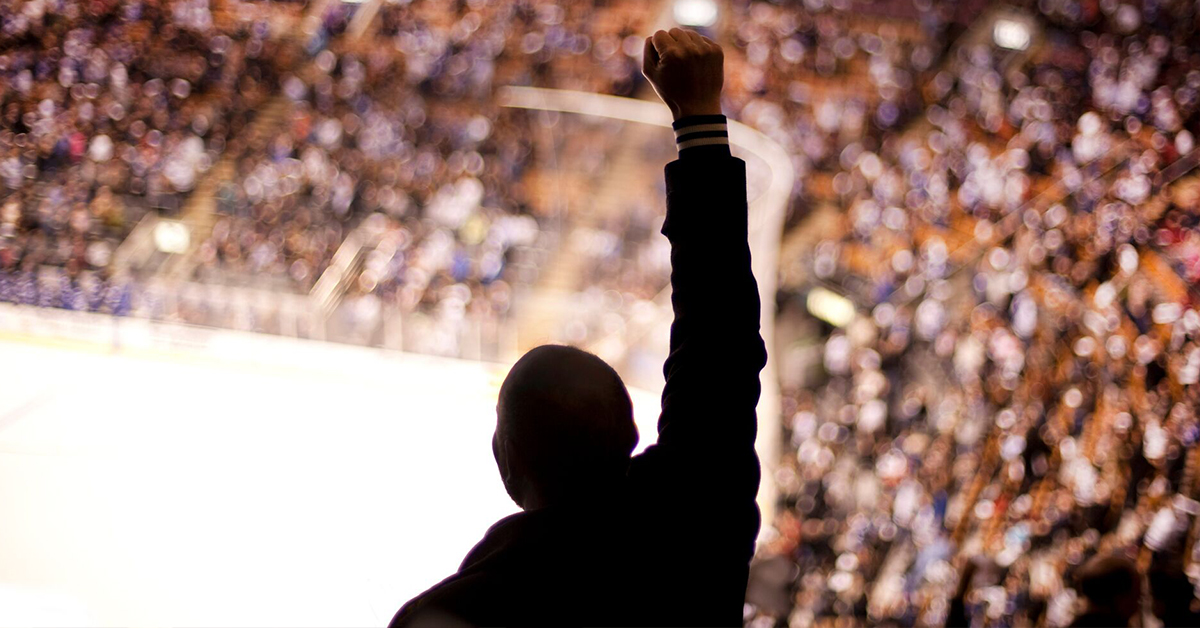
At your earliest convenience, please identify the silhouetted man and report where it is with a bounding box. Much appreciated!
[389,28,766,627]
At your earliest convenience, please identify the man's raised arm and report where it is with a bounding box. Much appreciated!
[639,26,768,598]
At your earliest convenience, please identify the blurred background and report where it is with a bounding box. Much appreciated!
[2,0,1200,626]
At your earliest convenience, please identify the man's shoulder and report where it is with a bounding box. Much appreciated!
[388,570,497,628]
[389,508,596,627]
[388,512,530,628]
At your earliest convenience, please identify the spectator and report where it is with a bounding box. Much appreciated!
[1148,559,1200,628]
[1070,554,1140,627]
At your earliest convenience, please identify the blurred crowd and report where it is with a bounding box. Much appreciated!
[377,0,649,97]
[1,0,670,357]
[754,0,1200,626]
[0,0,289,313]
[721,0,953,208]
[179,0,662,353]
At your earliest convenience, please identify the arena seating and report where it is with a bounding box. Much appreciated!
[750,1,1200,626]
[0,0,291,312]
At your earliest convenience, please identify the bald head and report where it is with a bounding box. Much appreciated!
[494,345,637,510]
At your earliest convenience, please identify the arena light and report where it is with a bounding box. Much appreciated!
[993,19,1031,51]
[673,0,718,28]
[807,287,857,327]
[153,220,191,255]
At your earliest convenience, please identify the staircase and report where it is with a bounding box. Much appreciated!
[156,95,291,282]
[514,127,651,351]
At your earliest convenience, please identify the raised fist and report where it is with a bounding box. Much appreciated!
[642,28,724,121]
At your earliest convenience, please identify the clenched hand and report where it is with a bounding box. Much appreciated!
[642,28,725,121]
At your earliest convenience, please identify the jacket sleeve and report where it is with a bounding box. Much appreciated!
[647,119,767,553]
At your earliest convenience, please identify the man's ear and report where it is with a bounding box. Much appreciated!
[492,432,507,476]
[494,432,525,508]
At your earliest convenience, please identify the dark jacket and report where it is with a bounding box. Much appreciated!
[390,140,767,627]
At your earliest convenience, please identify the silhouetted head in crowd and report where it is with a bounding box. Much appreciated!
[1072,554,1140,627]
[494,345,637,510]
[1149,559,1200,627]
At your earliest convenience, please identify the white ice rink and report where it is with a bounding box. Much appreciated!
[0,318,663,627]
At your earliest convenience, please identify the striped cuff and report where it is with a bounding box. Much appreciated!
[672,115,729,153]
